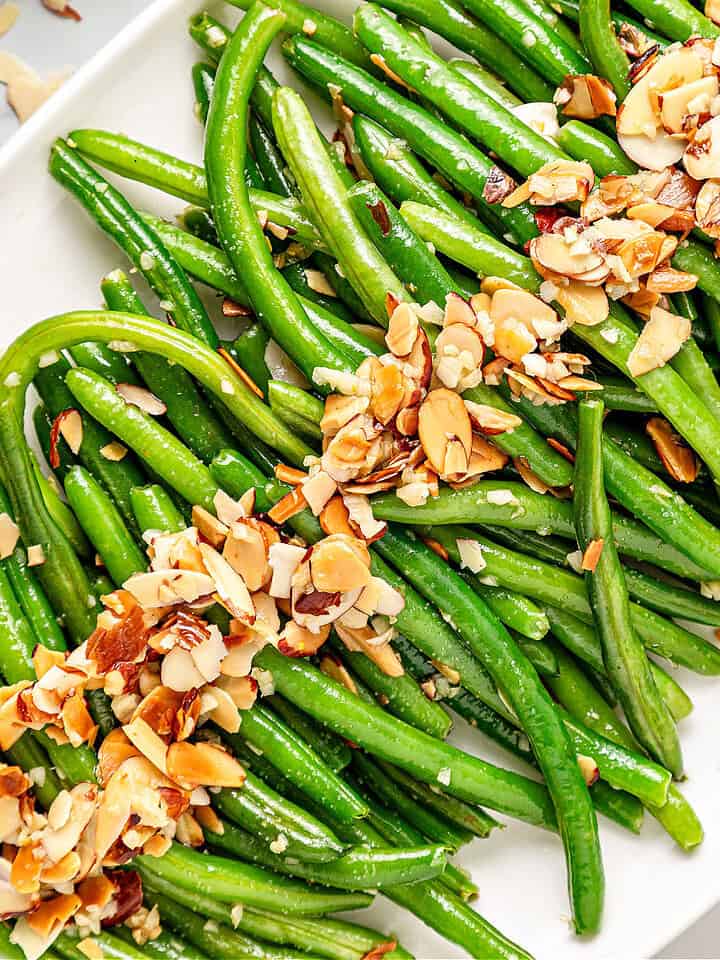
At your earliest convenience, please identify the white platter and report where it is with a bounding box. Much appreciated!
[1,2,720,957]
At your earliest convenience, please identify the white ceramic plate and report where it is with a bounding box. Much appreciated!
[1,2,720,957]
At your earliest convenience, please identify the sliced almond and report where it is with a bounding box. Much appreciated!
[464,401,521,434]
[0,513,20,560]
[646,417,699,482]
[223,520,269,593]
[267,487,307,524]
[123,569,215,608]
[617,47,703,138]
[27,544,46,567]
[166,741,246,789]
[627,305,691,376]
[199,542,255,623]
[577,754,599,786]
[371,363,406,425]
[695,179,720,238]
[443,292,477,327]
[343,493,387,543]
[321,394,370,438]
[645,264,697,293]
[319,653,358,693]
[660,74,718,133]
[529,233,608,283]
[335,623,404,677]
[122,717,168,775]
[310,534,371,594]
[56,408,83,454]
[418,388,473,477]
[275,464,308,485]
[386,302,419,357]
[581,538,605,572]
[192,505,229,549]
[116,383,167,416]
[557,74,617,119]
[278,620,330,657]
[554,281,609,326]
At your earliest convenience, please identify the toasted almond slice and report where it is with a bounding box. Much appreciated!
[27,544,46,567]
[493,317,537,364]
[501,178,532,208]
[386,302,419,357]
[335,623,404,677]
[443,292,477,327]
[617,47,703,137]
[371,363,406,425]
[556,375,604,391]
[645,264,697,293]
[627,305,691,376]
[192,505,229,549]
[319,653,358,693]
[278,620,330,657]
[216,674,258,711]
[301,470,337,516]
[214,489,248,526]
[529,233,607,282]
[621,286,661,317]
[482,164,517,204]
[451,434,508,486]
[319,496,356,538]
[123,717,168,775]
[343,493,387,543]
[304,268,335,296]
[0,513,20,560]
[321,394,371,438]
[100,441,127,462]
[267,487,308,524]
[418,388,473,476]
[646,417,699,482]
[557,74,617,119]
[124,569,214,607]
[310,534,371,594]
[514,456,550,494]
[223,520,269,593]
[581,538,605,572]
[166,741,246,789]
[199,542,255,623]
[694,179,720,238]
[618,129,686,171]
[660,75,718,133]
[421,536,449,561]
[56,407,83,454]
[555,281,609,326]
[275,464,308,485]
[464,401,521,434]
[116,383,167,415]
[577,754,599,786]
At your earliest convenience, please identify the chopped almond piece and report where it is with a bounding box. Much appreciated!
[645,265,697,293]
[577,754,599,786]
[27,544,45,566]
[55,408,83,454]
[310,534,371,594]
[319,496,357,538]
[275,464,308,485]
[371,363,406,425]
[100,441,127,462]
[319,653,358,694]
[514,457,550,494]
[386,302,419,356]
[421,537,449,561]
[581,539,605,572]
[694,180,720,238]
[646,417,699,482]
[267,487,308,524]
[279,620,330,657]
[464,400,521,435]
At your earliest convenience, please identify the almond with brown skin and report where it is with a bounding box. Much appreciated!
[646,417,699,482]
[386,302,419,356]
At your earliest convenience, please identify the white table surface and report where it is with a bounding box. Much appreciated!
[1,3,719,957]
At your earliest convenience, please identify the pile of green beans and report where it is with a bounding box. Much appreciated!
[5,0,720,956]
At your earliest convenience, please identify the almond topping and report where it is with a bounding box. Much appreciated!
[646,417,699,482]
[55,408,84,455]
[418,388,473,477]
[166,741,245,789]
[100,441,127,462]
[581,539,605,572]
[626,305,691,376]
[386,302,419,357]
[116,383,167,416]
[0,513,20,559]
[191,505,229,549]
[556,74,617,119]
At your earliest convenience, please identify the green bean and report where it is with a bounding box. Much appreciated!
[331,643,452,740]
[70,340,141,387]
[273,87,407,325]
[257,644,558,828]
[137,842,372,914]
[116,927,208,960]
[250,114,295,199]
[373,480,716,581]
[670,309,720,425]
[0,923,23,960]
[595,379,658,413]
[351,115,493,236]
[346,180,458,310]
[101,270,235,462]
[130,483,185,534]
[0,483,65,650]
[517,0,586,50]
[147,216,380,370]
[229,326,271,395]
[478,524,570,567]
[402,200,720,487]
[4,731,62,808]
[139,865,415,960]
[578,0,630,98]
[34,354,147,534]
[149,892,320,960]
[266,694,351,772]
[235,702,368,823]
[282,260,356,325]
[56,930,149,960]
[69,129,325,248]
[65,367,219,510]
[50,139,217,346]
[575,399,681,775]
[352,752,474,850]
[267,379,324,427]
[517,635,559,676]
[449,58,521,112]
[555,120,635,176]
[355,6,573,175]
[64,466,146,585]
[646,786,704,851]
[283,37,538,244]
[226,0,368,66]
[375,0,552,101]
[209,817,449,890]
[622,0,719,39]
[473,583,551,641]
[373,758,499,838]
[214,769,347,863]
[206,7,350,389]
[192,60,215,125]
